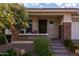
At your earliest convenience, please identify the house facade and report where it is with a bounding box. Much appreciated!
[5,8,79,41]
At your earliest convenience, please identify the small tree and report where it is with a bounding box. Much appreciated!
[0,3,29,44]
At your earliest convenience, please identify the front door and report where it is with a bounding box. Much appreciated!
[38,20,47,33]
[59,25,61,39]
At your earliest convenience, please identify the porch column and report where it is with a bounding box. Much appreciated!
[62,14,72,40]
[32,17,38,33]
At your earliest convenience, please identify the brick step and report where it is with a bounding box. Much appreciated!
[52,48,66,50]
[53,50,69,54]
[52,46,65,48]
[52,46,66,48]
[54,52,75,56]
[51,39,64,41]
[51,39,61,40]
[54,53,71,56]
[51,45,64,47]
[51,39,76,56]
[51,40,64,43]
[52,47,67,51]
[52,43,64,46]
[51,40,64,42]
[69,53,76,56]
[51,43,64,46]
[52,45,64,47]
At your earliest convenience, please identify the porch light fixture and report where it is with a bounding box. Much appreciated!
[49,21,53,24]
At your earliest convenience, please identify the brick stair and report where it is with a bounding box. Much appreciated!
[51,39,75,56]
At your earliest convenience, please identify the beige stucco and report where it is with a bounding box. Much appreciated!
[47,17,60,38]
[29,14,79,39]
[31,16,38,32]
[63,13,72,22]
[72,16,79,21]
[30,16,61,38]
[29,10,75,38]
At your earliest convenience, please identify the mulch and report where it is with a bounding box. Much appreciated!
[0,43,36,56]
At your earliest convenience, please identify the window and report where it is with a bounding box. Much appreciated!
[19,20,32,34]
[20,29,26,34]
[26,20,32,33]
[39,20,47,33]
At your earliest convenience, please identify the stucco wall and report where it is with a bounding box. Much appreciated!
[71,16,79,40]
[30,16,60,38]
[31,16,38,33]
[47,17,60,38]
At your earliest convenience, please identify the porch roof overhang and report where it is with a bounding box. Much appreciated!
[28,8,79,16]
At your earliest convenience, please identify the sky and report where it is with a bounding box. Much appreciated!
[24,3,79,8]
[0,0,79,3]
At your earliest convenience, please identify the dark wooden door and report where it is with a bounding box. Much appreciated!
[38,20,47,33]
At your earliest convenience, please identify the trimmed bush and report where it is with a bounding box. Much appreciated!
[33,37,52,56]
[64,39,74,51]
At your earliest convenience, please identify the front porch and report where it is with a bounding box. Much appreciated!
[28,15,61,39]
[5,8,75,41]
[13,14,71,41]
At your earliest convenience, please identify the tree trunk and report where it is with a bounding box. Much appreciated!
[11,28,19,41]
[4,35,9,44]
[2,30,9,45]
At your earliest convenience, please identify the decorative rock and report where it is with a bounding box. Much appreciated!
[13,48,26,56]
[75,49,79,55]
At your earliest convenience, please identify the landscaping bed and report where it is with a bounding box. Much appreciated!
[0,43,35,56]
[72,41,79,55]
[0,37,53,56]
[64,39,79,55]
[64,39,75,52]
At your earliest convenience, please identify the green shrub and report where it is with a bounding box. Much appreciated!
[1,48,16,56]
[0,35,6,44]
[64,39,74,51]
[33,37,52,56]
